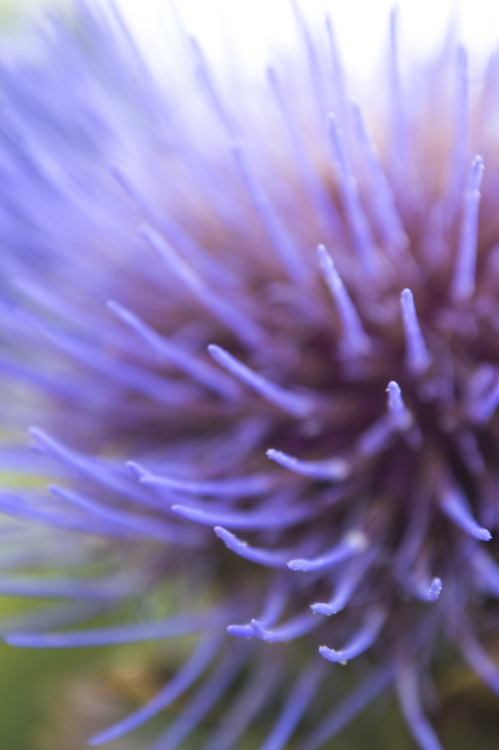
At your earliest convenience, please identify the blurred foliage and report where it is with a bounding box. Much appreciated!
[2,606,499,750]
[0,597,105,750]
[0,3,89,746]
[0,0,64,28]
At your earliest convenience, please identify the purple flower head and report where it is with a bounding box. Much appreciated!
[1,3,499,749]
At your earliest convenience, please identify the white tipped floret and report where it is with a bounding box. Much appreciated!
[400,289,431,375]
[452,155,484,302]
[318,244,370,357]
[387,380,412,430]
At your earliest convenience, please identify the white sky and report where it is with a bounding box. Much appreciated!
[114,0,499,79]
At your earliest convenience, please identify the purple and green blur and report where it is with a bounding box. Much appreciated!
[0,2,498,749]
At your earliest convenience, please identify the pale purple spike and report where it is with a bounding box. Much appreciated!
[28,428,156,506]
[311,587,356,617]
[394,489,432,573]
[148,650,245,750]
[231,141,312,285]
[429,577,443,601]
[250,612,320,643]
[469,371,499,422]
[311,545,379,615]
[208,344,315,417]
[0,493,138,539]
[219,416,271,463]
[317,244,371,356]
[227,578,288,638]
[352,102,408,252]
[388,7,409,179]
[287,530,366,572]
[400,288,431,375]
[356,415,392,456]
[89,634,222,746]
[472,549,499,598]
[259,661,325,750]
[171,499,311,530]
[387,380,412,430]
[325,16,348,124]
[397,661,444,750]
[319,606,386,663]
[438,482,491,541]
[258,577,289,626]
[107,300,243,400]
[267,67,341,238]
[189,36,238,137]
[5,610,224,648]
[303,666,394,750]
[0,572,132,600]
[328,114,379,274]
[202,658,282,750]
[452,155,484,301]
[466,363,496,403]
[19,309,197,405]
[290,0,329,116]
[214,527,291,568]
[455,430,485,475]
[113,167,240,288]
[140,223,265,349]
[459,625,499,695]
[266,446,349,480]
[105,1,160,94]
[0,546,51,571]
[226,623,258,638]
[14,276,145,358]
[49,484,199,546]
[0,354,80,401]
[410,577,443,602]
[134,464,274,498]
[447,46,470,215]
[0,601,105,638]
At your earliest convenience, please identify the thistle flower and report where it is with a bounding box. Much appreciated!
[1,2,499,749]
